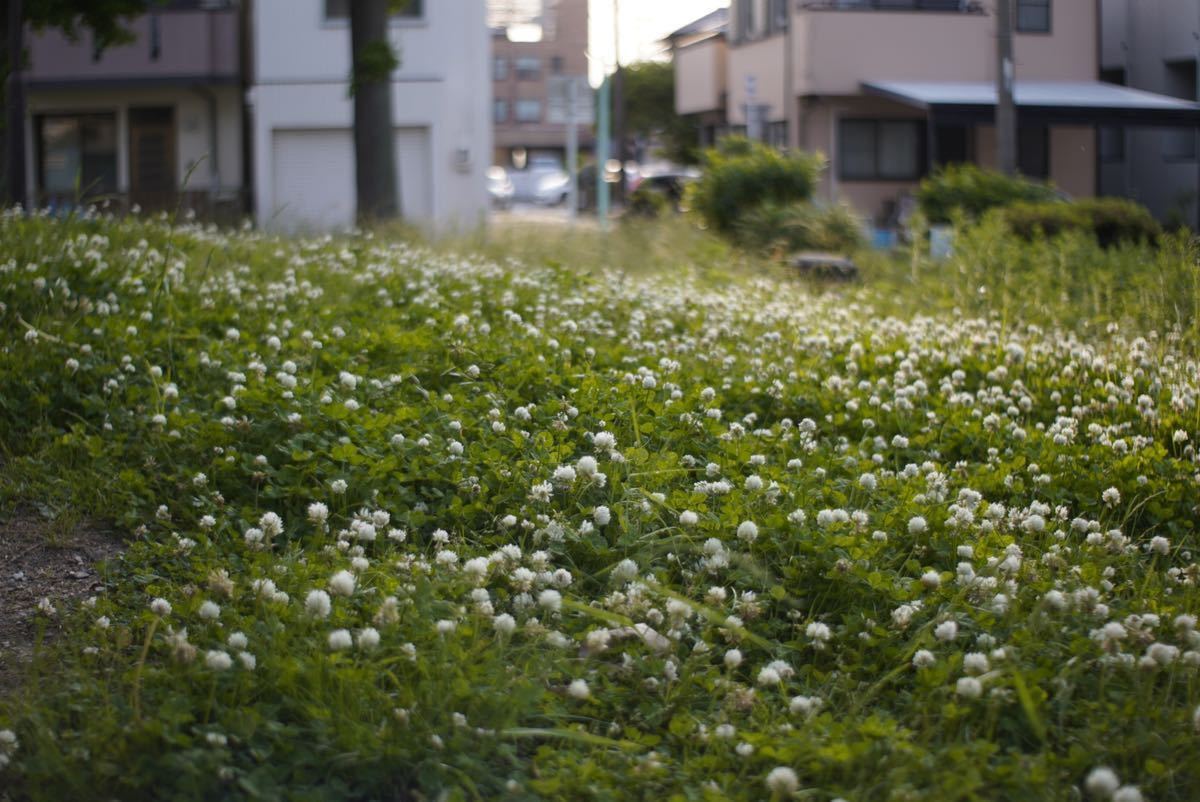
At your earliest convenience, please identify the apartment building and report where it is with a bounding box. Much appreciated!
[665,8,729,149]
[20,0,491,232]
[23,0,247,220]
[674,0,1200,225]
[490,0,591,168]
[1100,0,1200,226]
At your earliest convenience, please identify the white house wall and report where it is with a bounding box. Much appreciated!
[250,0,490,232]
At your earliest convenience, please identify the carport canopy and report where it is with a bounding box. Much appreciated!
[862,80,1200,127]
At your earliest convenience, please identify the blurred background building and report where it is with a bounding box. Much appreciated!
[670,0,1200,227]
[490,0,592,170]
[21,0,491,232]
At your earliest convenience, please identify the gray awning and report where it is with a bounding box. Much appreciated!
[862,80,1200,126]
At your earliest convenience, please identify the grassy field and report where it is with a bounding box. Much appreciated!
[1,209,1199,801]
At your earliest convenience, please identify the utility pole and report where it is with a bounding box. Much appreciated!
[612,0,626,204]
[597,72,610,231]
[995,0,1016,176]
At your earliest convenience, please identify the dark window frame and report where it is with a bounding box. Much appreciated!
[514,98,543,123]
[35,112,120,198]
[837,118,926,182]
[493,99,510,123]
[514,56,542,81]
[324,0,424,22]
[1015,0,1050,34]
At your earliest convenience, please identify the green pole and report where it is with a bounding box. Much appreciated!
[597,73,610,231]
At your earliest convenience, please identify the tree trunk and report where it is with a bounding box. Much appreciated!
[3,0,27,208]
[349,0,399,223]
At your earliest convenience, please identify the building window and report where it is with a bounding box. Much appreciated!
[514,99,542,122]
[766,121,789,149]
[550,56,564,75]
[1163,59,1198,161]
[1098,127,1124,164]
[494,99,509,123]
[734,0,755,42]
[325,0,423,20]
[36,113,118,197]
[1018,125,1049,178]
[766,0,788,34]
[149,15,161,60]
[493,56,509,81]
[515,57,542,81]
[838,119,923,180]
[1016,0,1050,33]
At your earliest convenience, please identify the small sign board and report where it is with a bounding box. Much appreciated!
[546,75,595,125]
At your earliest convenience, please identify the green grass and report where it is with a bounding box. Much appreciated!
[0,208,1198,800]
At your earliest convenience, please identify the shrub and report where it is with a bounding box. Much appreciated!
[735,201,865,255]
[689,137,824,235]
[1001,197,1161,248]
[917,164,1059,223]
[626,186,672,219]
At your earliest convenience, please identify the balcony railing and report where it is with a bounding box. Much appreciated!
[800,0,984,11]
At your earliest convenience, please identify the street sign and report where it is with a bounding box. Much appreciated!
[547,76,595,125]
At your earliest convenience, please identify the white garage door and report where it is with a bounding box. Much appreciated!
[270,127,433,232]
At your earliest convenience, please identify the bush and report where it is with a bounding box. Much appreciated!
[689,137,824,235]
[626,186,672,219]
[735,201,865,255]
[917,164,1059,223]
[1001,197,1161,248]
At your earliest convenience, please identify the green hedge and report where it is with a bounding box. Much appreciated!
[917,164,1059,223]
[1001,197,1162,248]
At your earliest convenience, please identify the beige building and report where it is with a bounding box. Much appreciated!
[674,0,1200,226]
[1099,0,1200,227]
[490,0,591,168]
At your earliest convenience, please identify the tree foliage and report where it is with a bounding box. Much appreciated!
[621,60,699,166]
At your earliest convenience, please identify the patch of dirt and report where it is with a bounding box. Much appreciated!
[0,508,125,694]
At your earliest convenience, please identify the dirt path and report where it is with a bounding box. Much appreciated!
[0,509,125,694]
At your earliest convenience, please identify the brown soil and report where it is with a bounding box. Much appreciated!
[0,508,125,694]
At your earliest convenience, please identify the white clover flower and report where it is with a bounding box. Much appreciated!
[736,520,759,543]
[566,679,590,700]
[305,589,332,619]
[1084,767,1121,799]
[806,622,831,643]
[912,649,936,668]
[356,627,380,650]
[198,601,220,621]
[679,510,699,526]
[955,676,982,698]
[227,632,248,650]
[859,473,877,491]
[756,666,782,686]
[493,613,517,635]
[935,620,958,641]
[920,570,941,589]
[538,589,563,613]
[723,648,743,669]
[1149,536,1171,555]
[612,558,638,582]
[592,431,616,450]
[908,516,927,535]
[744,475,763,491]
[594,505,611,526]
[1102,487,1121,507]
[205,650,233,671]
[329,570,356,597]
[328,629,353,651]
[330,479,348,494]
[150,598,172,617]
[765,766,799,796]
[963,652,990,675]
[1112,787,1143,802]
[576,455,599,477]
